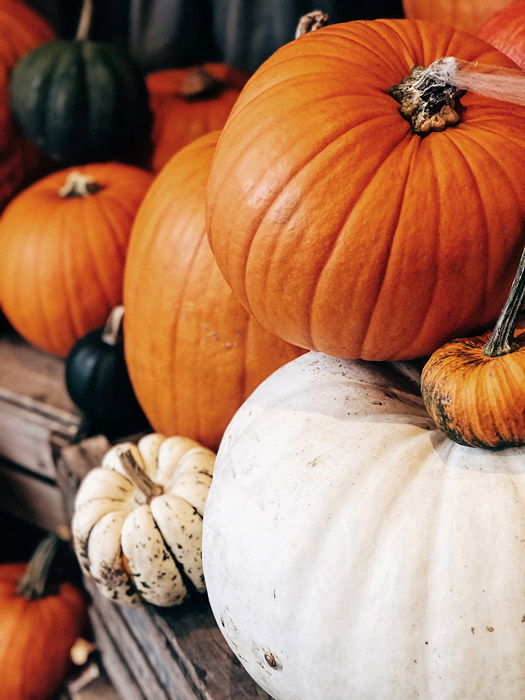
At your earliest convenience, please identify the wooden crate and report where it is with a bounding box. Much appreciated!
[0,328,83,529]
[57,436,270,700]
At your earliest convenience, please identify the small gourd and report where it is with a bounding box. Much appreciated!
[65,306,149,437]
[421,243,525,449]
[72,433,214,607]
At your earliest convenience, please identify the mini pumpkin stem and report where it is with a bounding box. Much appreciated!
[390,58,465,134]
[295,10,329,38]
[75,0,94,41]
[59,170,104,198]
[483,245,525,357]
[118,448,164,502]
[101,305,125,346]
[16,532,62,600]
[177,67,225,101]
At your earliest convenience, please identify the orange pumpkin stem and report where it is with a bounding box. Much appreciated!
[118,449,164,502]
[483,245,525,357]
[59,170,104,198]
[16,532,62,600]
[75,0,93,41]
[295,10,329,38]
[177,67,225,101]
[101,305,125,346]
[390,60,465,134]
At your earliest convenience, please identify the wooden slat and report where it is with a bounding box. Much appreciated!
[56,438,270,700]
[0,329,82,477]
[0,458,67,530]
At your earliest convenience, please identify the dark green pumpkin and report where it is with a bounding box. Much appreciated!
[211,0,404,73]
[9,38,151,165]
[65,307,150,438]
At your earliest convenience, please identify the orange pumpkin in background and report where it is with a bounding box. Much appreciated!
[402,0,511,33]
[206,19,525,361]
[478,0,525,69]
[0,0,55,210]
[146,63,247,172]
[0,164,153,356]
[124,131,303,449]
[0,533,87,700]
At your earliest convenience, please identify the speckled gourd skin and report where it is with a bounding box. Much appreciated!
[73,433,214,607]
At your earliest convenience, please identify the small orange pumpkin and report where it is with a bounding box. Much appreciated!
[0,164,153,356]
[0,532,87,700]
[124,131,304,449]
[206,19,525,361]
[146,63,247,172]
[478,0,525,70]
[421,243,525,449]
[0,0,55,210]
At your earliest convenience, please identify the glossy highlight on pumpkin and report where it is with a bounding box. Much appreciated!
[206,19,525,361]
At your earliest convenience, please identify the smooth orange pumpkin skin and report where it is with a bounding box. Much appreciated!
[478,0,525,69]
[146,63,247,172]
[206,19,525,361]
[0,562,87,700]
[0,0,55,210]
[0,163,153,357]
[403,0,511,33]
[124,132,303,449]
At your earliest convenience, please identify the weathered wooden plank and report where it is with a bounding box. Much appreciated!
[0,329,82,476]
[56,438,270,700]
[0,458,67,530]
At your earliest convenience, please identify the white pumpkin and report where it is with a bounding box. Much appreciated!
[73,433,215,607]
[202,352,525,699]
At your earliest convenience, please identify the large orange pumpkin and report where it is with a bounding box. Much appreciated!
[0,533,87,700]
[206,19,525,361]
[146,63,247,172]
[0,164,153,356]
[478,0,525,69]
[124,131,303,449]
[402,0,511,33]
[0,0,55,210]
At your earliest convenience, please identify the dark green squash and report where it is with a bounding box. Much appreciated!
[65,306,150,438]
[211,0,404,73]
[9,0,150,165]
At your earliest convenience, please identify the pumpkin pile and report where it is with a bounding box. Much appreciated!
[200,14,525,700]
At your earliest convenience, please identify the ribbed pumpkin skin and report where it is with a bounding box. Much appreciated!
[124,132,303,449]
[402,0,511,33]
[478,0,525,69]
[0,164,153,357]
[146,64,247,172]
[0,0,54,209]
[0,562,87,700]
[207,20,525,361]
[10,39,151,165]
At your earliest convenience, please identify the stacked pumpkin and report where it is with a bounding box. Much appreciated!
[200,17,525,700]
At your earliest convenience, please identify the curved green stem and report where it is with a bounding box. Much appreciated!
[484,245,525,357]
[16,533,61,600]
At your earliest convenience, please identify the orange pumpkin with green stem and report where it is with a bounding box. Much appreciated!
[0,164,153,356]
[0,532,87,700]
[206,19,525,361]
[421,241,525,449]
[123,131,303,449]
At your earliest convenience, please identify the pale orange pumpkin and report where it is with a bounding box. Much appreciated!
[206,19,525,361]
[0,0,55,210]
[123,131,303,449]
[402,0,511,33]
[146,63,247,172]
[478,0,525,69]
[0,164,153,356]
